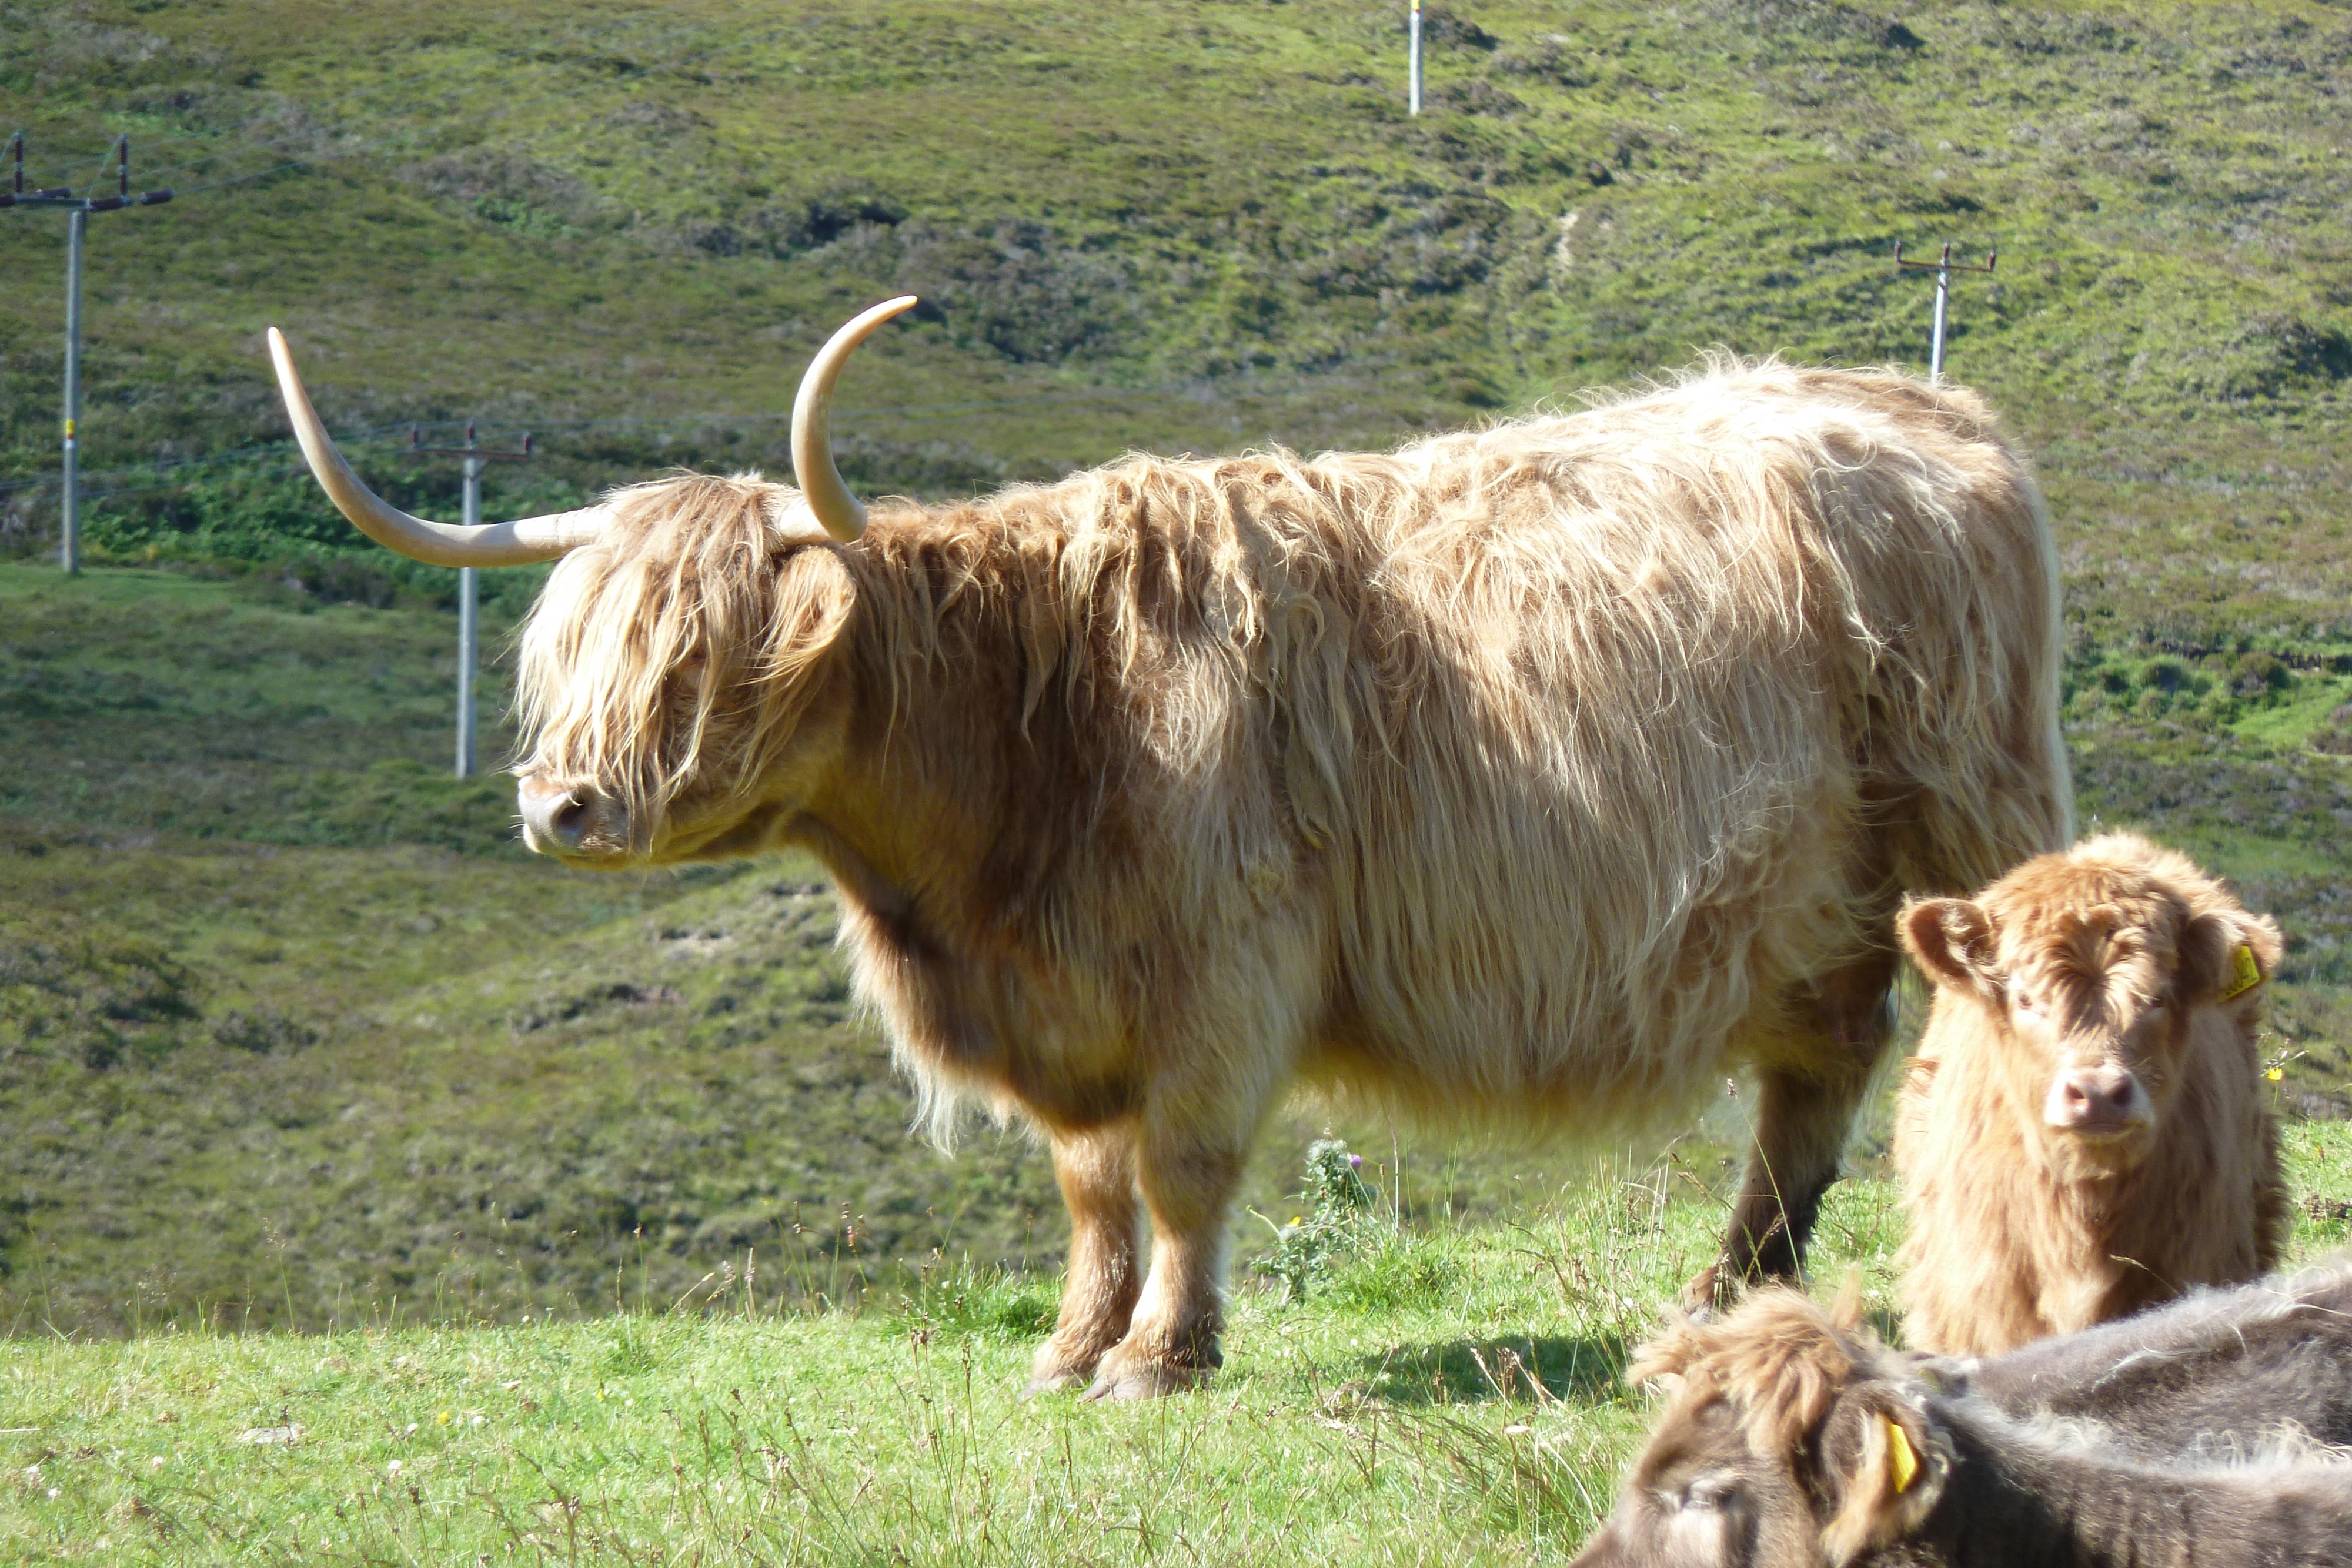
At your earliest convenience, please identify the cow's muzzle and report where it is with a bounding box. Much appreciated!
[2043,1063,2149,1138]
[517,777,631,861]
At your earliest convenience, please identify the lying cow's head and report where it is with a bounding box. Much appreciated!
[1570,1288,1948,1568]
[263,299,918,865]
[1899,833,2281,1179]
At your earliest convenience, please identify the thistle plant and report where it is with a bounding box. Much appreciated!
[1253,1139,1382,1303]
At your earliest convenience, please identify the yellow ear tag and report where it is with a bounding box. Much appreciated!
[2221,942,2263,1001]
[1880,1413,1920,1493]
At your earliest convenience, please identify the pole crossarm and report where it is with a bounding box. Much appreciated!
[1892,239,1997,276]
[1,132,176,212]
[1893,241,1997,386]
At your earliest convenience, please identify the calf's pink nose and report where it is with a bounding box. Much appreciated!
[2046,1065,2142,1132]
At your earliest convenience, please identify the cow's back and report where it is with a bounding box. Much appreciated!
[1284,363,2067,1133]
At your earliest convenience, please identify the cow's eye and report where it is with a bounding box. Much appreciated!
[1682,1476,1738,1512]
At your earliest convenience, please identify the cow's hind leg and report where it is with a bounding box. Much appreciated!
[1027,1124,1144,1395]
[1702,950,1900,1302]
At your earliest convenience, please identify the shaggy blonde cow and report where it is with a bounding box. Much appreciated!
[265,299,2070,1398]
[1895,834,2288,1357]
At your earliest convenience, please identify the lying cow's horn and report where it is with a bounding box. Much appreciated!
[789,295,921,543]
[266,327,608,567]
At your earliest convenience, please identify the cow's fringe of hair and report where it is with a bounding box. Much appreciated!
[514,473,856,846]
[512,357,2070,1142]
[1633,1281,1882,1455]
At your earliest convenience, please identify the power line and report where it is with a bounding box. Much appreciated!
[0,423,417,497]
[0,370,1400,501]
[1,17,803,544]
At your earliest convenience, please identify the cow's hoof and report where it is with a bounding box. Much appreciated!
[1021,1369,1088,1398]
[1081,1350,1212,1402]
[1024,1342,1107,1397]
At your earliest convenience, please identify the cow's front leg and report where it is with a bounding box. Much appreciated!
[1083,1114,1251,1402]
[1026,1124,1143,1395]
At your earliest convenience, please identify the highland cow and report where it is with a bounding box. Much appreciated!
[1573,1287,2352,1568]
[1895,834,2287,1357]
[266,298,2070,1398]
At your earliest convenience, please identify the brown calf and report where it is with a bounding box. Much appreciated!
[1893,833,2287,1356]
[1571,1287,2352,1568]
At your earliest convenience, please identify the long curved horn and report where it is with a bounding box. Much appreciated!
[266,327,607,567]
[789,295,921,543]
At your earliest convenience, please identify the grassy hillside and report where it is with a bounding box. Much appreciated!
[2,0,2349,633]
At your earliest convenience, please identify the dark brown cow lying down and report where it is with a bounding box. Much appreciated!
[1571,1286,2352,1568]
[1956,1258,2352,1458]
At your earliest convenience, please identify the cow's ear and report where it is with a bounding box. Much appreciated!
[1820,1390,1945,1566]
[2179,909,2284,1005]
[1899,899,1999,996]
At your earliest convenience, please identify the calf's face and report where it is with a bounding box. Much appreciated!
[1900,881,2269,1179]
[1572,1295,1946,1568]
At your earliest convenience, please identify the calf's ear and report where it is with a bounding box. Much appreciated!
[1899,899,2000,997]
[2179,909,2284,1005]
[1820,1391,1945,1566]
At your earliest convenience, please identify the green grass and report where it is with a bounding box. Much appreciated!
[8,1131,2352,1566]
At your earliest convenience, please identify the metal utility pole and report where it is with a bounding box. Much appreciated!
[410,424,532,777]
[62,205,82,571]
[1893,241,1997,385]
[1408,0,1424,115]
[2,134,176,574]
